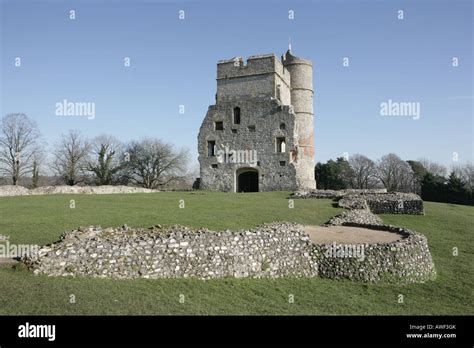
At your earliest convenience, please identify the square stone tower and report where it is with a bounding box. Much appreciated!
[197,50,316,192]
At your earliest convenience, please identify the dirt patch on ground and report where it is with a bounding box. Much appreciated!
[0,257,18,267]
[304,225,403,244]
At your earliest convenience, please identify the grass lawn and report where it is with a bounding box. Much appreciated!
[0,191,472,315]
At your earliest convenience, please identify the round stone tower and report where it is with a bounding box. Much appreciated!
[282,49,316,190]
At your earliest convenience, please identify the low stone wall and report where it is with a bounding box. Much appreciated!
[293,189,387,199]
[293,190,424,215]
[364,193,424,215]
[0,185,30,197]
[312,224,436,283]
[327,209,383,226]
[339,193,424,215]
[0,185,159,197]
[23,223,318,279]
[337,195,368,210]
[23,221,436,283]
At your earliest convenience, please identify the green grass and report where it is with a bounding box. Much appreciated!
[0,191,472,315]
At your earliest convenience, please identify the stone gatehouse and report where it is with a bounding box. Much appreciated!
[197,49,316,192]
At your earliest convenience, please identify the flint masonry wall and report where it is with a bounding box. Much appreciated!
[24,223,319,279]
[198,51,316,192]
[312,224,436,283]
[293,189,388,199]
[293,190,424,215]
[198,99,299,192]
[217,54,291,104]
[338,193,424,215]
[24,221,436,283]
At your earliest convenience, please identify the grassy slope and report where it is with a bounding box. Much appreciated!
[0,192,472,315]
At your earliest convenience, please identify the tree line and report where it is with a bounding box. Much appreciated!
[315,154,474,205]
[2,113,472,203]
[0,113,190,189]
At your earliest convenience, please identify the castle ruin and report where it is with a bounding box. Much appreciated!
[197,49,316,192]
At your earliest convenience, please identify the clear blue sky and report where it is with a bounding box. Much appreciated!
[1,0,472,168]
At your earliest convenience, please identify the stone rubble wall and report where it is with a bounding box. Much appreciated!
[337,195,369,210]
[0,185,30,197]
[338,193,424,215]
[293,189,424,215]
[0,185,159,197]
[198,98,301,192]
[364,193,424,215]
[312,224,436,283]
[327,209,383,226]
[23,223,319,279]
[293,189,387,199]
[23,221,436,283]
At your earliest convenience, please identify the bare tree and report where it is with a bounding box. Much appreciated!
[51,130,91,186]
[124,138,189,189]
[462,163,474,192]
[30,151,46,188]
[86,135,124,185]
[0,113,41,185]
[349,154,377,189]
[453,162,474,192]
[376,153,413,192]
[418,158,447,177]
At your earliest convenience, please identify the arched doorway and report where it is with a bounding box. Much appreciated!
[236,168,259,192]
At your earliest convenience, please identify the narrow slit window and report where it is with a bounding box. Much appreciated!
[276,137,286,153]
[207,140,216,157]
[233,107,241,124]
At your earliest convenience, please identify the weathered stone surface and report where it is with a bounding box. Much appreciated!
[293,189,387,199]
[363,193,424,215]
[23,221,436,284]
[294,189,424,215]
[327,209,383,226]
[338,193,424,215]
[198,50,316,192]
[0,185,30,197]
[23,223,319,279]
[312,224,436,283]
[0,185,159,197]
[337,195,369,210]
